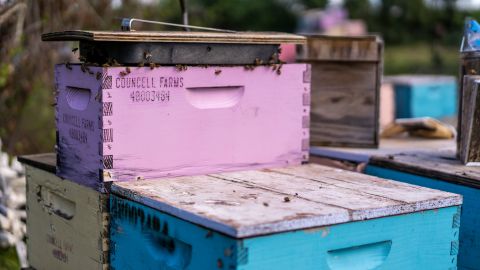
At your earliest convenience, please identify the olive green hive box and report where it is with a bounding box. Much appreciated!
[19,154,109,270]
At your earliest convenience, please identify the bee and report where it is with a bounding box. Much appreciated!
[276,63,283,75]
[144,51,152,61]
[72,48,79,54]
[112,59,120,67]
[176,64,187,71]
[283,196,290,202]
[119,71,127,77]
[65,62,72,70]
[149,62,155,70]
[125,67,131,74]
[254,58,263,65]
[102,63,110,68]
[96,72,102,80]
[85,65,94,74]
[94,91,101,102]
[215,69,222,75]
[79,55,87,62]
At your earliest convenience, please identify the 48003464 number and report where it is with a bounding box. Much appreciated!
[130,90,170,103]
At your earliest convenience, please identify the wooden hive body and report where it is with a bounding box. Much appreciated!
[19,154,109,270]
[460,75,480,165]
[109,163,461,270]
[364,148,480,270]
[55,64,310,191]
[458,51,480,157]
[297,35,383,148]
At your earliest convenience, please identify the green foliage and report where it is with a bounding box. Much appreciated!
[384,43,459,75]
[0,247,20,270]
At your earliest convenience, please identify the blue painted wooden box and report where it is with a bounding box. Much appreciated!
[365,150,480,270]
[110,164,461,270]
[387,75,457,119]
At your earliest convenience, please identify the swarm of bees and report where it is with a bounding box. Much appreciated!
[65,44,285,83]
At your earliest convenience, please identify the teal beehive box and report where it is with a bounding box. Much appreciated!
[366,148,480,270]
[388,75,457,119]
[110,164,462,270]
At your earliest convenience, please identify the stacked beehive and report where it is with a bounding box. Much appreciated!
[22,30,309,269]
[19,29,464,270]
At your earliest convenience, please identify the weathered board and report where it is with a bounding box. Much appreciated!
[387,75,457,119]
[458,51,480,158]
[310,137,455,163]
[55,64,310,191]
[366,150,480,270]
[19,153,109,270]
[42,30,306,44]
[42,30,305,65]
[110,163,461,269]
[460,75,480,165]
[298,35,383,148]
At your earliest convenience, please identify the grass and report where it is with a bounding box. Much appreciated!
[0,247,20,270]
[384,43,460,76]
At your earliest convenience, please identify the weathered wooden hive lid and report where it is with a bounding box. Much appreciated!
[42,30,305,65]
[42,30,306,44]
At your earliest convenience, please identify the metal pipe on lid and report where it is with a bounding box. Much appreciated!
[120,18,235,33]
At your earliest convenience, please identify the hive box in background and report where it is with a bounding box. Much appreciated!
[297,35,383,148]
[109,164,461,270]
[19,154,109,270]
[55,64,310,191]
[387,75,457,120]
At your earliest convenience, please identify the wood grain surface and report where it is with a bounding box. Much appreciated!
[370,150,480,189]
[299,35,383,148]
[42,30,306,44]
[111,163,461,238]
[460,76,480,165]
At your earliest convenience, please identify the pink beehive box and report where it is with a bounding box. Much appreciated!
[55,64,311,191]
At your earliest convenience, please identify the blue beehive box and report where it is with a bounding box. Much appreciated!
[387,75,457,119]
[366,149,480,270]
[109,164,461,270]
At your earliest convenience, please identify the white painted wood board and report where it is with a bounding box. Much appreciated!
[112,163,461,238]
